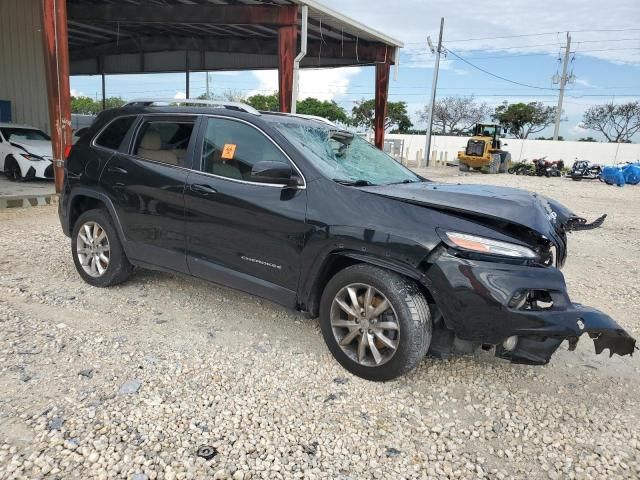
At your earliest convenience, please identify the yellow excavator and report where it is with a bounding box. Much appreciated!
[457,124,511,174]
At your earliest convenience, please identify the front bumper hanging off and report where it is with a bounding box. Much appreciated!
[424,252,637,365]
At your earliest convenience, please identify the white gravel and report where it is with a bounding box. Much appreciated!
[1,169,639,479]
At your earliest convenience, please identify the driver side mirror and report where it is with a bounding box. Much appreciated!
[250,161,301,187]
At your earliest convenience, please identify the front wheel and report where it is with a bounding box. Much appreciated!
[319,265,432,381]
[71,209,133,287]
[4,156,22,181]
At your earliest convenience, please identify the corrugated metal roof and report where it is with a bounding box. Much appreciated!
[294,0,403,48]
[66,0,402,75]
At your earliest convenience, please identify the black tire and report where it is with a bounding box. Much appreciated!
[458,162,470,172]
[71,209,133,287]
[499,152,510,173]
[486,154,500,174]
[319,264,432,381]
[4,156,22,182]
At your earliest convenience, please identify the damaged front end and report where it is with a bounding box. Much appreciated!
[361,181,637,365]
[424,249,636,365]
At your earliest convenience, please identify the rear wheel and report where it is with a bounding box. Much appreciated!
[319,264,432,381]
[459,162,470,172]
[4,156,22,181]
[71,209,133,287]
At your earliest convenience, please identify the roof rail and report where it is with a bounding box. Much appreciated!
[123,98,261,116]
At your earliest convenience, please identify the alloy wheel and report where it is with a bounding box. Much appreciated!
[330,283,400,367]
[76,221,111,278]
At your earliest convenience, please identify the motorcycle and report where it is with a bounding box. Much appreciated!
[508,162,534,175]
[533,157,564,177]
[570,160,603,181]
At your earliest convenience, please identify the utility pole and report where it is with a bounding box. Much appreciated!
[553,32,571,141]
[423,17,444,167]
[205,72,210,99]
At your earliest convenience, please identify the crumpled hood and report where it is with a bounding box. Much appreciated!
[360,182,574,239]
[10,140,53,159]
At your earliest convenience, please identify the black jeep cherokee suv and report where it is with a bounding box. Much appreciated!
[59,100,635,381]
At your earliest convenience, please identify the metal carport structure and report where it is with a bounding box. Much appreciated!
[39,0,403,192]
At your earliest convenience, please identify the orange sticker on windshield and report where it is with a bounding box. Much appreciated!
[222,144,237,160]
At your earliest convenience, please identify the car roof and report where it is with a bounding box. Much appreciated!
[0,123,41,129]
[103,105,342,132]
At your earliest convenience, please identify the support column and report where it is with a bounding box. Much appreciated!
[278,24,297,113]
[42,0,72,194]
[100,57,106,111]
[374,56,392,150]
[185,50,190,99]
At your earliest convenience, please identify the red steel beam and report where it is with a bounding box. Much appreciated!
[278,24,297,113]
[42,0,72,193]
[67,4,298,26]
[374,55,392,150]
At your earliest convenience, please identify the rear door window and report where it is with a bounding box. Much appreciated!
[94,116,137,151]
[132,118,196,168]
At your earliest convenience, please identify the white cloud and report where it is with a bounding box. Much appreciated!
[70,88,84,97]
[173,91,187,100]
[574,78,596,88]
[570,123,590,136]
[319,0,640,65]
[252,67,362,101]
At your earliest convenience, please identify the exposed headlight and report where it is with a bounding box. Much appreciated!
[444,231,537,259]
[20,153,46,162]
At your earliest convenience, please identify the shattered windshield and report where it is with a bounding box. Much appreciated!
[275,122,421,186]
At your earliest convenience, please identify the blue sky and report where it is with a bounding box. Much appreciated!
[71,0,640,141]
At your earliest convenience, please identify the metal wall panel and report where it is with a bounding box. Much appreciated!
[0,0,50,133]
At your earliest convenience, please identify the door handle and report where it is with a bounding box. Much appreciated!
[190,184,217,195]
[107,166,128,175]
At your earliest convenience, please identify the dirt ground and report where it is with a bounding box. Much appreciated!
[0,168,638,480]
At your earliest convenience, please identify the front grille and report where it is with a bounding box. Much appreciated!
[44,164,54,178]
[465,140,485,156]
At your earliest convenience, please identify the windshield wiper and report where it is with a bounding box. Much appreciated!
[333,179,375,187]
[385,179,421,185]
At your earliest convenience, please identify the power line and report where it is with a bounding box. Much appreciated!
[445,49,558,90]
[404,28,640,45]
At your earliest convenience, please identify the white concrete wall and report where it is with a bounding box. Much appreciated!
[0,0,50,133]
[387,134,640,166]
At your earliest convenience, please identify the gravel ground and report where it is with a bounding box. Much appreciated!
[1,169,639,480]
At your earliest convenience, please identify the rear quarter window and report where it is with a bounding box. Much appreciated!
[94,116,137,150]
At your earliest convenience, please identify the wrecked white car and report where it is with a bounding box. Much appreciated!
[0,123,54,181]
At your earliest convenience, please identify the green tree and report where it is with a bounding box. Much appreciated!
[420,96,491,135]
[350,99,413,133]
[71,96,125,114]
[296,98,348,123]
[198,90,246,102]
[492,101,557,139]
[71,96,99,114]
[580,101,640,143]
[245,93,280,112]
[535,136,564,141]
[578,136,597,142]
[104,96,126,110]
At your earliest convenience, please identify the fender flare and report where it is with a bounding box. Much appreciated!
[65,187,133,258]
[302,249,429,317]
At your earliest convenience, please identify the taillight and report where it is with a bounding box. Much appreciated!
[64,145,72,159]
